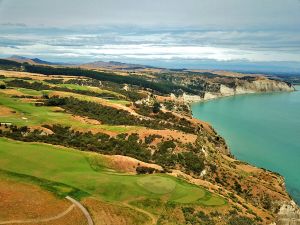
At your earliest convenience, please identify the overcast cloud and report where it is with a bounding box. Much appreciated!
[0,0,300,72]
[1,0,300,28]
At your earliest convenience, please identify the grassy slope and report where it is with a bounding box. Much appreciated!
[0,93,134,133]
[0,137,225,207]
[55,83,130,105]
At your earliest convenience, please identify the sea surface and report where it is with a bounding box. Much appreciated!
[191,86,300,205]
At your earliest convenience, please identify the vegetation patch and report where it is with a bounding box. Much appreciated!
[0,137,225,207]
[0,169,88,199]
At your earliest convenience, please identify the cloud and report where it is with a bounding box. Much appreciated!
[0,0,300,29]
[0,26,300,71]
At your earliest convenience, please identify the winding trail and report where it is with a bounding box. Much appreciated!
[0,205,75,224]
[0,196,94,225]
[122,202,157,225]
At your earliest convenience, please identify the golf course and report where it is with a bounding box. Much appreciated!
[0,137,225,206]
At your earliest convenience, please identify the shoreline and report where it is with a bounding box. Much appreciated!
[185,86,296,105]
[190,88,300,223]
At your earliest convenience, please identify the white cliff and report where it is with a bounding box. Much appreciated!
[179,79,295,103]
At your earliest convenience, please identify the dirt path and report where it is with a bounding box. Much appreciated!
[122,202,157,225]
[0,205,75,224]
[66,196,94,225]
[0,196,94,225]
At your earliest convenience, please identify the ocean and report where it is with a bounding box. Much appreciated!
[191,86,300,204]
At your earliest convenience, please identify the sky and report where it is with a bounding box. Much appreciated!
[0,0,300,73]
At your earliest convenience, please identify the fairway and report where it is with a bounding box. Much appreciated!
[0,138,226,206]
[0,93,135,133]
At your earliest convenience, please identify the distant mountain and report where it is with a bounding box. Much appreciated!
[81,60,160,70]
[7,55,61,65]
[31,58,57,65]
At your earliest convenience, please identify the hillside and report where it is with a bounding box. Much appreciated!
[0,60,299,225]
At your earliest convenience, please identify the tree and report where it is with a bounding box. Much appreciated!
[153,102,161,113]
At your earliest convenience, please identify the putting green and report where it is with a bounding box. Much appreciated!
[137,176,176,194]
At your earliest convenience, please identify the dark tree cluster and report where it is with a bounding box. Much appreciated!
[0,125,151,162]
[0,59,22,70]
[23,64,197,95]
[0,124,205,174]
[43,96,196,133]
[135,104,195,133]
[6,79,121,100]
[182,207,216,225]
[144,134,162,144]
[136,166,156,174]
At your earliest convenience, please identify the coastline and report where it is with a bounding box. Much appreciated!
[190,87,300,224]
[184,83,296,104]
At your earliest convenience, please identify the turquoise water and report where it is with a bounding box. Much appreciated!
[191,86,300,204]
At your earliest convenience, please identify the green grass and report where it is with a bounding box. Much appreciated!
[57,83,124,98]
[0,93,135,133]
[0,137,226,207]
[56,84,130,105]
[53,90,131,106]
[16,88,50,96]
[0,169,89,200]
[106,99,131,106]
[137,176,176,194]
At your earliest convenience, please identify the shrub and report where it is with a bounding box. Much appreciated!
[136,166,156,174]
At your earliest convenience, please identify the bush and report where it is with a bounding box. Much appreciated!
[136,166,156,174]
[153,102,161,113]
[182,152,205,174]
[44,96,66,106]
[228,216,255,225]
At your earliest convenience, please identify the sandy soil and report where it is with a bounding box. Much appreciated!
[72,115,101,125]
[0,106,14,117]
[101,154,162,173]
[135,128,197,145]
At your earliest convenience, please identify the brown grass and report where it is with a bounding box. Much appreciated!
[0,178,89,224]
[0,106,14,117]
[135,128,197,145]
[0,89,25,96]
[82,198,149,225]
[103,154,162,173]
[49,91,139,116]
[0,179,68,220]
[0,70,85,81]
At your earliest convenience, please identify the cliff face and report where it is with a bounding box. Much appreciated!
[184,78,295,102]
[190,118,300,225]
[275,201,300,225]
[234,79,294,94]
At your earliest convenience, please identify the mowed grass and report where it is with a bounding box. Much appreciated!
[0,138,226,206]
[137,176,176,194]
[17,88,49,96]
[56,83,129,103]
[0,93,136,133]
[49,90,131,106]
